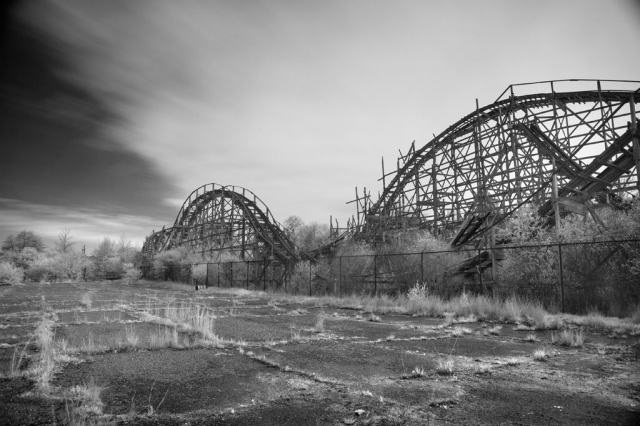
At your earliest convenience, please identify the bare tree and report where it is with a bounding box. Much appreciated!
[55,229,75,253]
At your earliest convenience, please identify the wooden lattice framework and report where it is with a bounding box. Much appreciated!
[352,80,640,245]
[142,183,299,264]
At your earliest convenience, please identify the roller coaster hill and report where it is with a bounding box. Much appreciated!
[142,79,640,289]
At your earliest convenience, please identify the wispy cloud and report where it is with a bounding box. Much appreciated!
[0,198,164,251]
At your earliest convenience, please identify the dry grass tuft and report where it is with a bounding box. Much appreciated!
[410,366,425,378]
[505,356,525,366]
[552,329,584,347]
[8,338,32,377]
[314,314,326,333]
[451,326,473,337]
[533,348,549,361]
[488,325,502,335]
[81,292,93,310]
[368,313,381,323]
[435,358,454,376]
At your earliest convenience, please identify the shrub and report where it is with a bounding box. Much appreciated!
[122,263,142,284]
[552,329,584,347]
[25,265,53,282]
[288,261,317,294]
[533,349,548,361]
[436,358,454,376]
[191,264,207,286]
[0,261,24,285]
[408,281,429,300]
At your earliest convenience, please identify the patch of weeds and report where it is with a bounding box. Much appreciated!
[504,356,525,366]
[429,397,457,408]
[78,336,107,354]
[473,364,491,375]
[451,326,472,337]
[314,314,326,333]
[524,333,539,342]
[514,324,536,331]
[67,377,105,416]
[454,314,477,324]
[149,326,182,349]
[8,338,32,377]
[121,324,139,348]
[409,366,425,378]
[81,292,93,310]
[436,358,454,376]
[443,312,455,326]
[552,329,584,347]
[488,325,502,335]
[533,349,548,361]
[146,380,169,415]
[32,315,56,390]
[290,324,301,340]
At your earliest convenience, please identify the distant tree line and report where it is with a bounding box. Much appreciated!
[0,230,141,285]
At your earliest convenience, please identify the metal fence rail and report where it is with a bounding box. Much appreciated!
[141,238,640,315]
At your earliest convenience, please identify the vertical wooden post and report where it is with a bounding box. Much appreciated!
[309,260,312,296]
[373,254,377,295]
[630,96,639,191]
[558,243,565,313]
[205,263,209,288]
[432,159,438,235]
[339,257,342,295]
[552,159,561,239]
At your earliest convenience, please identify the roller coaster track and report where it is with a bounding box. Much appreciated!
[354,80,640,246]
[142,183,299,264]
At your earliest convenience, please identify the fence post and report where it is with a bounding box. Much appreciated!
[309,260,312,297]
[205,263,209,288]
[558,243,565,313]
[374,254,377,295]
[339,257,342,295]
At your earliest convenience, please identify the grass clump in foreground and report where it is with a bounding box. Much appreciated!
[552,329,584,347]
[533,349,549,361]
[142,300,217,341]
[436,358,455,376]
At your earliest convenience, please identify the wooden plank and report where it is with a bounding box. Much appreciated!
[557,197,586,215]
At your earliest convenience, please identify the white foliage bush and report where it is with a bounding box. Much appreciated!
[288,261,317,294]
[122,263,142,284]
[0,261,24,285]
[407,281,429,300]
[191,264,207,285]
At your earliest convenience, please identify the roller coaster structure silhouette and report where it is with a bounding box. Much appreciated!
[143,80,640,265]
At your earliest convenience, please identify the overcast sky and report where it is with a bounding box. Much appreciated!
[1,0,639,252]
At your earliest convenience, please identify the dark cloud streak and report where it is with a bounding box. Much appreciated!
[0,5,179,224]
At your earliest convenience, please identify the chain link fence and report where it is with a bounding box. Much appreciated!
[141,238,640,315]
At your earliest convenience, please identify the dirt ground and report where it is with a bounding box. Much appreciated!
[0,280,639,425]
